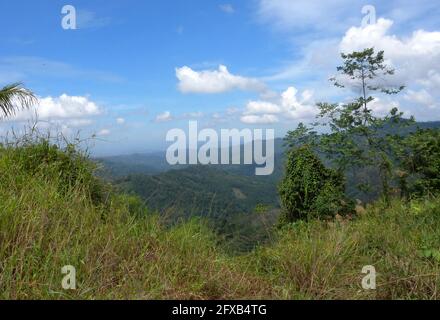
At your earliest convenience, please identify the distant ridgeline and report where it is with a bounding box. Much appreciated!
[96,121,440,219]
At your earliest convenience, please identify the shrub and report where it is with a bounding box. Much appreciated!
[402,129,440,196]
[278,146,353,224]
[1,138,108,205]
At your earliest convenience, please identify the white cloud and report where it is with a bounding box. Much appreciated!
[405,89,437,109]
[176,65,266,94]
[244,101,282,115]
[240,86,317,124]
[97,129,111,136]
[116,117,125,124]
[9,94,102,122]
[219,4,235,14]
[368,97,402,116]
[340,18,440,88]
[155,111,173,122]
[281,87,316,119]
[240,114,279,124]
[419,70,440,90]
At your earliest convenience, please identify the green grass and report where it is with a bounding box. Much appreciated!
[0,140,439,299]
[244,197,440,299]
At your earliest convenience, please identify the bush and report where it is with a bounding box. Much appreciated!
[278,146,353,224]
[402,129,440,196]
[0,138,108,205]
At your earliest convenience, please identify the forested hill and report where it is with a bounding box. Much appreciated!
[115,165,280,219]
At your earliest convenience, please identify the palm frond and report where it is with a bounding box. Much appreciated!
[0,83,37,119]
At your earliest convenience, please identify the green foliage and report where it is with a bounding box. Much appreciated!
[115,165,280,250]
[278,146,353,223]
[0,83,37,118]
[116,166,278,219]
[0,138,108,205]
[286,48,412,203]
[401,129,440,196]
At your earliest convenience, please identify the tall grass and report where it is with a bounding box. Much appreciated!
[0,138,273,299]
[243,198,440,299]
[0,136,439,299]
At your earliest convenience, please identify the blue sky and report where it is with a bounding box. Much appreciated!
[1,0,440,155]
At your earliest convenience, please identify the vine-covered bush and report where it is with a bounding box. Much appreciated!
[402,129,440,196]
[278,146,353,224]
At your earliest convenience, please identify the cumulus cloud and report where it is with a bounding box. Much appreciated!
[176,65,266,94]
[340,18,440,89]
[368,97,403,116]
[244,101,282,115]
[155,111,173,122]
[8,94,102,122]
[240,87,316,124]
[116,117,125,124]
[241,114,279,124]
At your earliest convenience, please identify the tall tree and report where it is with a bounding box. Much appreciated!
[0,83,37,119]
[286,48,411,203]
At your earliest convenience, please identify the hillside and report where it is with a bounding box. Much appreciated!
[1,140,440,299]
[96,152,174,178]
[116,165,280,218]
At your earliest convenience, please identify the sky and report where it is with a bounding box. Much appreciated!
[0,0,439,155]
